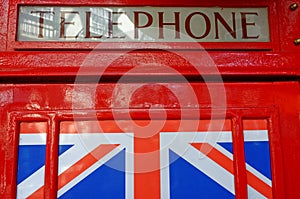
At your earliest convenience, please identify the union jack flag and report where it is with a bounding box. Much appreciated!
[17,120,272,199]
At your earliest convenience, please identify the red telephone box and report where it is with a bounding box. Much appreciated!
[0,0,299,198]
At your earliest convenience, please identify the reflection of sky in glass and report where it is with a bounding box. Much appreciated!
[20,7,55,38]
[18,7,114,40]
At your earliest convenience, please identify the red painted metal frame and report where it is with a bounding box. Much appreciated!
[8,113,57,199]
[0,0,299,199]
[7,107,284,199]
[278,0,300,51]
[0,51,299,77]
[0,0,299,77]
[0,82,299,198]
[6,0,278,51]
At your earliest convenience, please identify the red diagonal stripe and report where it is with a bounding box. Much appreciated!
[27,144,119,199]
[191,143,234,174]
[191,143,272,198]
[246,170,273,199]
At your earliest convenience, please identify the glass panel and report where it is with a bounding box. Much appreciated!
[18,6,270,42]
[243,119,272,199]
[17,122,47,199]
[57,120,129,198]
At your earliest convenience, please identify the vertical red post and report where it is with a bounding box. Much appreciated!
[44,115,59,199]
[232,117,248,198]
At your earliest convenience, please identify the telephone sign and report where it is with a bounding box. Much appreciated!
[18,6,270,42]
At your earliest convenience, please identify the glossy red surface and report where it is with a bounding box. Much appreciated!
[0,0,299,199]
